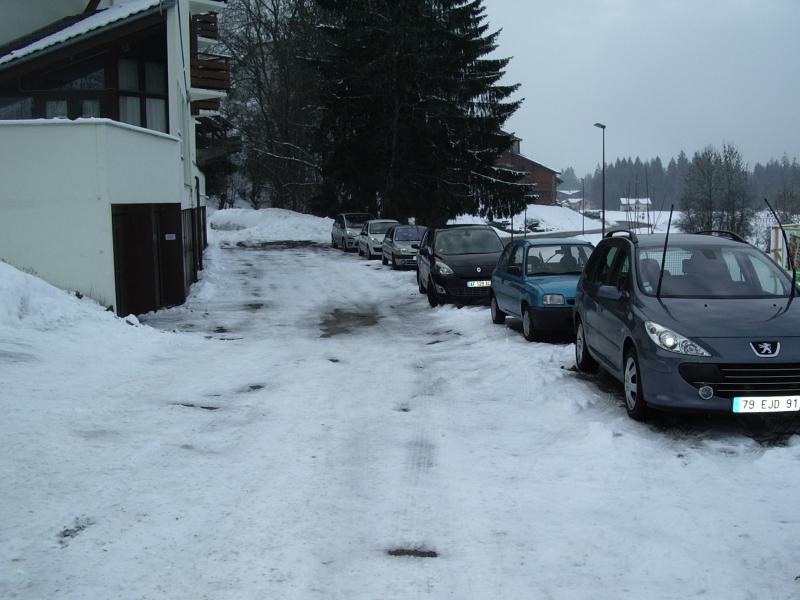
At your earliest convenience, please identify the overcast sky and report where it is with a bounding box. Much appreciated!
[482,0,800,177]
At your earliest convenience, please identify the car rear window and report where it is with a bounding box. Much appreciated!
[637,245,793,298]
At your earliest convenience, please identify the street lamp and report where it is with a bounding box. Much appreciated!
[594,122,606,237]
[581,177,585,235]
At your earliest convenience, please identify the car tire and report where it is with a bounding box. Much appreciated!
[522,304,536,342]
[574,319,598,373]
[623,349,648,421]
[391,253,399,270]
[427,277,439,307]
[382,253,388,265]
[417,270,425,294]
[490,294,505,324]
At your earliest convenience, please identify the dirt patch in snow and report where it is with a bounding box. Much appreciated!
[387,547,438,558]
[175,403,220,411]
[319,307,382,338]
[58,516,95,546]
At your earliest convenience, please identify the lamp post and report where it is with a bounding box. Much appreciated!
[594,122,606,237]
[581,177,585,235]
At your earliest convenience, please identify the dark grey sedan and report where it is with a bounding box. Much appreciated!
[574,230,800,420]
[381,225,427,269]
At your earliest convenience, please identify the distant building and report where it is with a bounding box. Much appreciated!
[495,135,561,205]
[619,197,652,212]
[0,0,230,316]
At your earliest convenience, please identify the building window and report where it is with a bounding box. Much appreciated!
[45,99,68,118]
[118,59,168,133]
[0,97,33,119]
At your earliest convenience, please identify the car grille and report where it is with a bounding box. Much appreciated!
[679,363,800,398]
[445,279,491,298]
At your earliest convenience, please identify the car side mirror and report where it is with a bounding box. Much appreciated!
[411,243,419,249]
[598,285,622,301]
[507,265,521,275]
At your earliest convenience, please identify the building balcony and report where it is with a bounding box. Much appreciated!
[189,0,227,16]
[192,13,219,40]
[190,52,230,100]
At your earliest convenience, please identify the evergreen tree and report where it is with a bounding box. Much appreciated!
[315,0,524,225]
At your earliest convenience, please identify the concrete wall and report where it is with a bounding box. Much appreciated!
[0,119,182,308]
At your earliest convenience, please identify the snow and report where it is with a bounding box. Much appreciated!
[3,207,800,598]
[0,0,164,67]
[208,207,334,246]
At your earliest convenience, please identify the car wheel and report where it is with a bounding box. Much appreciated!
[382,253,388,265]
[417,269,425,294]
[490,294,505,324]
[522,304,536,342]
[391,253,399,270]
[427,277,439,307]
[574,320,598,373]
[623,349,648,421]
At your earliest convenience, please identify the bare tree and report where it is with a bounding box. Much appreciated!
[222,0,323,211]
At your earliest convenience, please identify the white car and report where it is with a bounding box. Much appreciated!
[331,212,374,251]
[357,219,399,259]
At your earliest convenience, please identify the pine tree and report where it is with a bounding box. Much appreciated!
[315,0,524,225]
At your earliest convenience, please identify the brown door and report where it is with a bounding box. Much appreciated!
[112,203,186,316]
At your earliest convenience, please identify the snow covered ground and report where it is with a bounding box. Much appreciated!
[3,208,800,599]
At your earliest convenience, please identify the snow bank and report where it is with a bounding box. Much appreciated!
[0,261,118,330]
[208,208,334,246]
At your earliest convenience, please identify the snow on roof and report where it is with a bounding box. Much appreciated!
[619,197,652,205]
[0,0,167,68]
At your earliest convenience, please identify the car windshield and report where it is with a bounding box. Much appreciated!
[435,228,503,255]
[344,214,372,228]
[394,226,426,241]
[637,245,793,298]
[369,221,395,234]
[527,244,593,275]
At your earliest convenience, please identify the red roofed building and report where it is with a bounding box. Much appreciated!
[496,135,561,205]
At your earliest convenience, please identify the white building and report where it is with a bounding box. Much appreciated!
[619,197,652,212]
[0,0,229,315]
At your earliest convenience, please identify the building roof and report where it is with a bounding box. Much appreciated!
[0,0,170,69]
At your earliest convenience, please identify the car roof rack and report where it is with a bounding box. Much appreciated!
[604,229,638,243]
[693,230,747,243]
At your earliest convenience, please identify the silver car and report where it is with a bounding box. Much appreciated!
[331,212,373,252]
[381,225,427,269]
[357,219,399,259]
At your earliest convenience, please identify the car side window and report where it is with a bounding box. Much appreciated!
[508,245,523,273]
[497,243,513,269]
[593,246,620,284]
[608,250,631,288]
[385,227,394,241]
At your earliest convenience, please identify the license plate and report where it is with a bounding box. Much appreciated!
[466,280,491,288]
[732,396,800,413]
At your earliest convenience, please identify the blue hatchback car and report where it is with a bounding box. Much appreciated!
[490,238,595,340]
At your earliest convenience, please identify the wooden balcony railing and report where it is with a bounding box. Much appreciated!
[192,13,218,40]
[191,99,220,115]
[190,53,230,91]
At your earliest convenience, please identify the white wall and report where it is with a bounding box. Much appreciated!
[0,119,182,309]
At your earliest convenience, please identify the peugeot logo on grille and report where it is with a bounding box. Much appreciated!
[476,267,482,273]
[750,341,780,357]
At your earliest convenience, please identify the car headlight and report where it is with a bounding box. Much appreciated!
[371,237,379,243]
[434,261,454,276]
[542,294,565,305]
[644,321,710,356]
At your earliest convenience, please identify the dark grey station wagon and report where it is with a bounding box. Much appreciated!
[574,230,800,420]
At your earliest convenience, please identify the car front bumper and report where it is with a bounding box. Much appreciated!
[530,306,574,333]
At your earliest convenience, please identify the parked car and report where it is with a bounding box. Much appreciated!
[381,225,427,269]
[574,230,800,421]
[357,219,400,259]
[332,213,374,251]
[417,225,505,307]
[490,239,594,340]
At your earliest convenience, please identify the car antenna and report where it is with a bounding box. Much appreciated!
[656,204,674,299]
[764,197,796,303]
